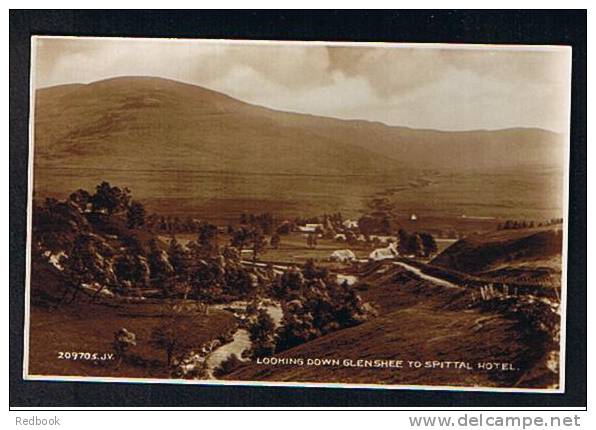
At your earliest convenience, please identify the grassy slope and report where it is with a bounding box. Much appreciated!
[27,257,237,379]
[33,77,566,221]
[226,265,553,388]
[431,226,563,275]
[35,77,565,173]
[34,77,396,175]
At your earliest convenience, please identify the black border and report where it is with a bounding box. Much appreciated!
[9,9,587,408]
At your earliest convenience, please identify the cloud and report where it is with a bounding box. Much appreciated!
[33,37,571,132]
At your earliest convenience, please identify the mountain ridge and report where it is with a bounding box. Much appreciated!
[35,76,564,135]
[34,76,565,175]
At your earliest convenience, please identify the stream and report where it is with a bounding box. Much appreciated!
[197,261,359,378]
[201,274,358,378]
[202,300,283,378]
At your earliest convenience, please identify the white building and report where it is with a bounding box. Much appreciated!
[298,223,324,233]
[342,219,359,229]
[368,242,399,261]
[330,249,357,263]
[334,233,347,242]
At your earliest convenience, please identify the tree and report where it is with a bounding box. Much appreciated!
[397,229,411,255]
[68,189,92,212]
[61,234,113,303]
[345,230,357,246]
[168,238,192,280]
[231,226,252,254]
[419,232,438,257]
[147,239,174,290]
[406,233,423,256]
[251,227,267,262]
[272,267,304,298]
[113,251,148,288]
[126,200,146,229]
[112,328,136,368]
[197,223,219,256]
[150,307,206,367]
[248,309,276,358]
[213,354,243,377]
[92,181,131,215]
[276,221,292,235]
[270,233,280,249]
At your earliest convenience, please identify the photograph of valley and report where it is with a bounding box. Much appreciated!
[25,37,570,391]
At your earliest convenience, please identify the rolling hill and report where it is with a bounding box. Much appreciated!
[32,77,567,220]
[35,76,565,174]
[431,226,564,274]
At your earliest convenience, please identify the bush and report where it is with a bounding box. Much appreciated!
[274,261,371,353]
[213,354,244,377]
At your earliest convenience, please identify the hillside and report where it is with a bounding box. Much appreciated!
[32,77,567,220]
[225,263,558,388]
[35,77,565,175]
[431,226,564,275]
[34,77,397,176]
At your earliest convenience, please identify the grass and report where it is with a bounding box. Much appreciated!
[226,264,557,389]
[33,166,565,225]
[27,300,237,379]
[163,232,456,268]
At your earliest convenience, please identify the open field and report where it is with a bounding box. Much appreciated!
[161,231,457,267]
[28,301,237,379]
[34,166,565,224]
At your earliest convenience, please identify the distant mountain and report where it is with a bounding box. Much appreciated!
[34,76,566,176]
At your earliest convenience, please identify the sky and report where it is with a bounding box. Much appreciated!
[33,37,572,132]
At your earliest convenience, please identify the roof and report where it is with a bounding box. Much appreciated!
[331,249,356,257]
[368,246,398,260]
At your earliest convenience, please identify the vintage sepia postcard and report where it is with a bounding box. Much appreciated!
[24,36,571,392]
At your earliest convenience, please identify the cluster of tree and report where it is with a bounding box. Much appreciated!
[497,218,563,230]
[67,182,131,216]
[246,308,277,358]
[62,182,149,230]
[33,183,271,303]
[144,214,202,234]
[33,196,92,252]
[230,225,269,261]
[146,232,264,301]
[69,181,218,235]
[271,260,371,352]
[239,212,277,235]
[358,213,392,236]
[397,229,438,257]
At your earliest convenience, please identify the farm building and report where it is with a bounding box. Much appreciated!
[368,242,399,261]
[330,249,357,263]
[342,219,359,229]
[298,223,324,233]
